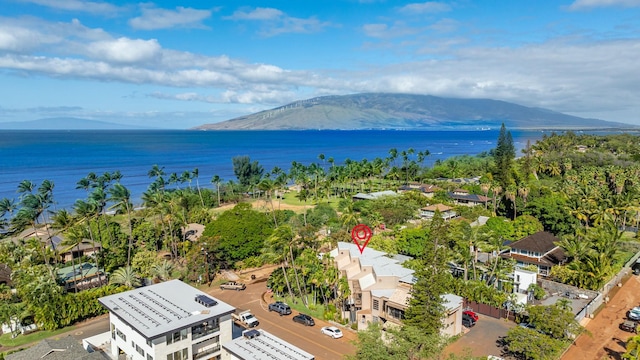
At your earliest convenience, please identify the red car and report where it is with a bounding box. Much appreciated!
[463,310,478,321]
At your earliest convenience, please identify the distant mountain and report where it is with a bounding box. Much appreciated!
[193,93,632,130]
[0,117,153,130]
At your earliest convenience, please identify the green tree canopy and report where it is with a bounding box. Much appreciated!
[202,203,273,265]
[232,156,264,187]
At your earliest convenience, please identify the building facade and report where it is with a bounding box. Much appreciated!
[330,242,463,336]
[99,279,235,360]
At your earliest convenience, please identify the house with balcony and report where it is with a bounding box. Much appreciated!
[447,189,490,207]
[330,242,463,336]
[98,279,235,360]
[501,231,567,277]
[419,204,458,220]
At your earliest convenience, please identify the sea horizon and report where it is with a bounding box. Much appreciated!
[0,128,598,211]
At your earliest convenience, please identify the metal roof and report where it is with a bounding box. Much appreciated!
[98,279,235,340]
[223,329,314,360]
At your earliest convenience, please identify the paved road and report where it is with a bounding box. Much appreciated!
[208,280,357,360]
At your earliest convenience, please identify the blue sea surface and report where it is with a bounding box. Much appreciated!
[0,130,542,210]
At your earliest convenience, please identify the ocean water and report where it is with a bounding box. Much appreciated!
[0,130,542,210]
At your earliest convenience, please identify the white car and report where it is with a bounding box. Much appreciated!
[321,326,343,339]
[629,307,640,320]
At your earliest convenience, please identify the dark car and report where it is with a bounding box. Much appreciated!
[292,313,315,326]
[621,320,638,333]
[462,316,475,328]
[268,301,292,316]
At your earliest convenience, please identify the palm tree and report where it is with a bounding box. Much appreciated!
[60,225,87,292]
[263,226,295,301]
[505,186,517,220]
[151,260,174,283]
[211,175,222,207]
[192,168,204,206]
[109,266,141,288]
[108,183,134,267]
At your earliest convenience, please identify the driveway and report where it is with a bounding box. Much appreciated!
[444,313,516,358]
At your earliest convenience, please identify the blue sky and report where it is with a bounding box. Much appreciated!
[1,0,639,129]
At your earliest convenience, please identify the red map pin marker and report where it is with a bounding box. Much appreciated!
[351,224,372,254]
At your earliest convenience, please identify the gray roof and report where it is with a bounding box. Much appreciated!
[333,242,415,284]
[6,336,106,360]
[352,190,398,200]
[223,329,315,360]
[99,279,235,340]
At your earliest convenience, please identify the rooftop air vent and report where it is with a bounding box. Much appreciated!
[195,295,218,307]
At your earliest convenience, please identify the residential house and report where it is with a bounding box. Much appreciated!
[511,268,537,305]
[60,240,102,263]
[222,329,314,360]
[330,242,463,337]
[447,189,490,207]
[352,190,398,201]
[57,262,107,292]
[501,231,566,276]
[99,279,235,360]
[398,184,441,198]
[419,204,458,220]
[6,336,107,360]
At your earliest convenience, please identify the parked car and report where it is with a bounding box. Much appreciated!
[292,313,315,326]
[462,313,477,325]
[518,323,536,330]
[462,316,475,328]
[268,301,292,316]
[219,281,246,291]
[629,307,640,321]
[321,326,343,339]
[621,320,638,333]
[463,310,478,321]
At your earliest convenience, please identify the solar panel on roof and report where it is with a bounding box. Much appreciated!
[195,294,217,307]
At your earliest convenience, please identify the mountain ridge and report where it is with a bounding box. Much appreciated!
[193,93,632,130]
[0,117,155,130]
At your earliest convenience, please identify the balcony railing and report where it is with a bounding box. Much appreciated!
[193,345,221,359]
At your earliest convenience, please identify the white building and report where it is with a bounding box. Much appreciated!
[222,329,314,360]
[99,279,235,360]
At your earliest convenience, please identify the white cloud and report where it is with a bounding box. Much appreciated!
[16,0,121,14]
[86,37,162,63]
[225,7,332,37]
[129,6,213,30]
[226,7,284,20]
[398,2,452,14]
[362,22,421,38]
[567,0,640,10]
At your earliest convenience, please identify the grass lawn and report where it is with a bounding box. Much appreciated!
[0,327,73,348]
[280,191,341,209]
[272,294,326,320]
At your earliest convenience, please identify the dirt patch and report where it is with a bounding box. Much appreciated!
[562,274,640,360]
[213,199,308,213]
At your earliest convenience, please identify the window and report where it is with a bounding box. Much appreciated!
[373,299,379,310]
[116,329,126,342]
[111,324,115,340]
[146,339,152,347]
[147,355,153,360]
[192,318,220,340]
[387,306,405,320]
[166,329,188,344]
[166,348,189,360]
[135,343,145,356]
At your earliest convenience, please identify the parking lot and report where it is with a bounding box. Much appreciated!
[444,313,516,358]
[207,279,357,360]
